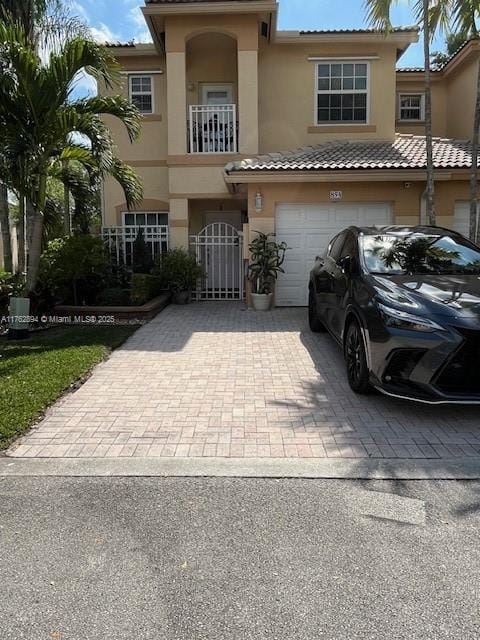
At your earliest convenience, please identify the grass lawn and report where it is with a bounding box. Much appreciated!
[0,324,137,449]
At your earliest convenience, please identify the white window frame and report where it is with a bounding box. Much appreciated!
[129,75,154,114]
[200,83,234,105]
[122,211,169,228]
[314,60,370,126]
[398,92,425,122]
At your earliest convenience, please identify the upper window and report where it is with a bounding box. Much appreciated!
[398,93,425,122]
[129,75,153,114]
[316,62,369,125]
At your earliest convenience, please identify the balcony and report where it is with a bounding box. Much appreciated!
[188,104,238,154]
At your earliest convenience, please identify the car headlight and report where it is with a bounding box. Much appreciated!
[377,302,445,333]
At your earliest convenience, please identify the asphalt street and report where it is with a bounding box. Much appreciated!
[1,477,480,640]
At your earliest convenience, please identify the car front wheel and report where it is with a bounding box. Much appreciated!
[309,289,326,333]
[345,321,372,394]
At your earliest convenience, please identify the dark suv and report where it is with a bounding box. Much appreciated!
[308,225,480,404]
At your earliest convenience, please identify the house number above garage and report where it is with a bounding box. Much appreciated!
[330,191,343,201]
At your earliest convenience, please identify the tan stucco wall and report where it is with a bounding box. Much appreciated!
[169,166,231,197]
[246,179,472,241]
[258,41,398,152]
[446,57,479,140]
[102,167,169,227]
[186,33,238,106]
[164,14,259,53]
[395,79,447,137]
[100,55,167,163]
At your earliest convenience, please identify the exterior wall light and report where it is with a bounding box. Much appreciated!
[254,191,263,213]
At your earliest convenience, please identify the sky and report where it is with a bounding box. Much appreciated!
[71,0,447,96]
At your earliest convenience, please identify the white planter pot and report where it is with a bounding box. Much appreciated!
[251,293,273,311]
[8,296,30,340]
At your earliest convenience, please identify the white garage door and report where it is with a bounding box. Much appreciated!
[453,201,479,239]
[275,202,393,306]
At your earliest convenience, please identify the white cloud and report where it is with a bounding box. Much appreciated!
[128,5,152,43]
[69,0,89,22]
[90,22,120,44]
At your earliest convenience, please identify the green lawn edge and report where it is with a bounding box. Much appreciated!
[0,325,138,450]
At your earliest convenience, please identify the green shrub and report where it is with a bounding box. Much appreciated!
[0,271,25,315]
[96,287,131,306]
[154,249,204,293]
[130,273,163,306]
[132,228,154,274]
[38,235,110,305]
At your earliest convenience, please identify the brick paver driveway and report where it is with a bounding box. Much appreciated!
[8,302,480,460]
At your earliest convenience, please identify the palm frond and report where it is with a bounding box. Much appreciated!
[363,0,395,31]
[71,96,141,142]
[110,158,143,209]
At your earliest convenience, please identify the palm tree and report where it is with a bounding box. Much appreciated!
[0,0,88,270]
[365,0,449,226]
[0,0,87,51]
[0,26,143,291]
[442,1,480,242]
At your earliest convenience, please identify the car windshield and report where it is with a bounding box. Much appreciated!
[361,233,480,276]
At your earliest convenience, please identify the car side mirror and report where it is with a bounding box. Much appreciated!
[338,255,352,275]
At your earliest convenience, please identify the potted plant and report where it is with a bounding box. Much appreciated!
[248,232,289,311]
[155,249,204,304]
[1,270,30,340]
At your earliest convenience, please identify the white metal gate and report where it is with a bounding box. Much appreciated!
[191,222,244,300]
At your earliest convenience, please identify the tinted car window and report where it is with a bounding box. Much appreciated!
[328,233,346,261]
[339,232,357,260]
[362,233,480,275]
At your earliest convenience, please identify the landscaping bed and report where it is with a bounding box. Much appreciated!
[54,292,171,322]
[0,325,137,450]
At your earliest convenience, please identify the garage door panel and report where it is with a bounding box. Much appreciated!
[283,255,305,276]
[278,233,303,250]
[275,202,393,306]
[453,201,479,239]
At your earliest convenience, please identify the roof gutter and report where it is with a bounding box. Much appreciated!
[224,169,458,184]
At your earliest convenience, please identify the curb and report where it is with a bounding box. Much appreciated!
[1,456,480,479]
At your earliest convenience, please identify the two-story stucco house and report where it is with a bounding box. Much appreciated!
[100,0,479,306]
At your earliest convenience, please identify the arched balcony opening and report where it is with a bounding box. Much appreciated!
[186,32,239,154]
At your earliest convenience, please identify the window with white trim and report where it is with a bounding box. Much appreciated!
[129,75,153,114]
[316,62,369,124]
[123,212,169,263]
[398,93,425,121]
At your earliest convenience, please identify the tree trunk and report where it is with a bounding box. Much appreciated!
[17,196,26,275]
[26,173,48,293]
[0,183,13,272]
[63,159,71,236]
[423,0,436,226]
[471,51,480,243]
[25,201,44,294]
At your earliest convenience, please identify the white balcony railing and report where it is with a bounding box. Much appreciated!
[188,104,238,154]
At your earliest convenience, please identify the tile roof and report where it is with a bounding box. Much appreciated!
[397,37,478,73]
[225,135,476,174]
[300,27,418,35]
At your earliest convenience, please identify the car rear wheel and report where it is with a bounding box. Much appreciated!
[308,289,326,333]
[345,321,372,394]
